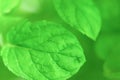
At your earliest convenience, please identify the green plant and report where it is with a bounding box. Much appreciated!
[0,0,104,80]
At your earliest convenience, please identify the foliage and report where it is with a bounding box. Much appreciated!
[0,0,120,80]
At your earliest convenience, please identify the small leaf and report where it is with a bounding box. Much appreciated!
[1,20,86,80]
[53,0,101,40]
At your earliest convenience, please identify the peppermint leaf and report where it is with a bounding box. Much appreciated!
[53,0,101,40]
[1,20,86,80]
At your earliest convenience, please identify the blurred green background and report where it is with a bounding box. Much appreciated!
[0,0,120,80]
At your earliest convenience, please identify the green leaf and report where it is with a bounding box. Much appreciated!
[1,20,86,80]
[53,0,101,40]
